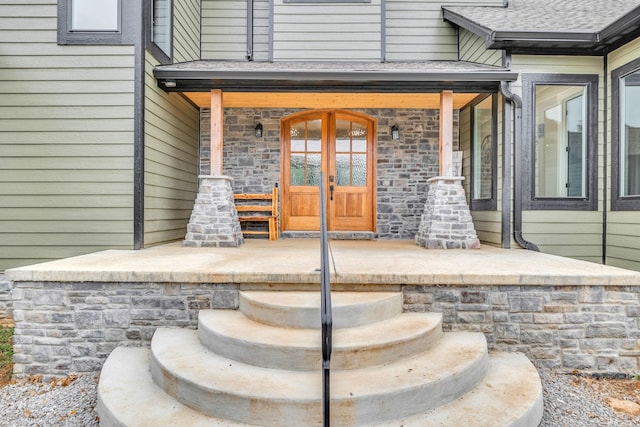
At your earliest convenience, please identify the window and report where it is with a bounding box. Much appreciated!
[612,59,640,210]
[71,0,118,31]
[470,94,497,210]
[148,0,173,63]
[58,0,123,44]
[522,74,598,210]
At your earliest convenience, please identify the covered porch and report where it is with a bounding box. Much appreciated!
[153,60,517,248]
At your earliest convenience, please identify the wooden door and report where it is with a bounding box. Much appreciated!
[281,110,376,232]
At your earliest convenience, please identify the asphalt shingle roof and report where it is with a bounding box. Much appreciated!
[444,0,640,34]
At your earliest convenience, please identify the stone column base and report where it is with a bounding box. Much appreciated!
[415,176,481,249]
[183,175,244,248]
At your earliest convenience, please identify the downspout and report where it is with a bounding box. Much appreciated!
[247,0,254,60]
[499,80,540,251]
[602,53,608,264]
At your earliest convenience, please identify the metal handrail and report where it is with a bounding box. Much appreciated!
[319,173,333,427]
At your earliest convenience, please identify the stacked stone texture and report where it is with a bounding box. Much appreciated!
[183,176,243,247]
[416,177,481,249]
[201,108,453,239]
[0,274,13,326]
[404,285,640,373]
[10,282,238,379]
[9,281,640,378]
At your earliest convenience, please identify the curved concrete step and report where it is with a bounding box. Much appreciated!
[97,347,251,427]
[373,352,544,427]
[150,328,489,426]
[198,310,442,370]
[239,291,402,329]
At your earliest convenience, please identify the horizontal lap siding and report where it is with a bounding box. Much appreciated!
[201,0,247,60]
[0,1,135,270]
[385,0,502,61]
[606,38,640,271]
[143,52,199,247]
[511,56,605,262]
[273,0,381,61]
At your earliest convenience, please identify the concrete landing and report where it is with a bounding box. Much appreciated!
[6,239,640,286]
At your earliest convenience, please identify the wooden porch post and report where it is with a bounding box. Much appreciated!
[439,90,453,177]
[210,89,224,176]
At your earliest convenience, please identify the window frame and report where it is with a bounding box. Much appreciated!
[146,0,174,64]
[469,93,498,211]
[522,73,599,211]
[612,57,640,211]
[57,0,123,45]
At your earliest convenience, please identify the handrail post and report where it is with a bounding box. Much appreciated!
[319,172,332,427]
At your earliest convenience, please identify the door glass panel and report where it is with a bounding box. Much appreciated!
[335,120,368,187]
[289,119,322,186]
[336,120,351,152]
[352,123,367,152]
[290,154,305,186]
[307,120,322,152]
[336,154,350,185]
[307,154,321,186]
[352,154,367,186]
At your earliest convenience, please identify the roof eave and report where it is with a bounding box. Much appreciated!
[442,8,495,47]
[153,68,518,93]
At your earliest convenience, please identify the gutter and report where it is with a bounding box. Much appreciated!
[499,81,539,252]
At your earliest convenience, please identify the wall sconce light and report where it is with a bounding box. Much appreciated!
[164,80,176,88]
[391,124,399,140]
[255,123,264,138]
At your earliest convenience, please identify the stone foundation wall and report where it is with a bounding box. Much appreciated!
[10,281,640,378]
[201,108,455,239]
[0,274,13,326]
[11,281,238,379]
[404,285,640,372]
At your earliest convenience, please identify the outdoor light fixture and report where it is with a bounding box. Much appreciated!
[391,124,399,140]
[255,123,264,138]
[164,80,176,88]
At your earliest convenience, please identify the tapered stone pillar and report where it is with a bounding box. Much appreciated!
[416,177,480,249]
[183,176,243,247]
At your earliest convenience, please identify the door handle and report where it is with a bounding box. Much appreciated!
[329,175,334,201]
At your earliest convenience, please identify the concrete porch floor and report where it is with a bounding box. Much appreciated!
[6,239,640,287]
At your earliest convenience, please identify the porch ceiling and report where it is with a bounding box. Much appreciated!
[154,60,517,95]
[183,92,480,110]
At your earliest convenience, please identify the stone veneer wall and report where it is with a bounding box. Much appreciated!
[0,274,13,326]
[201,108,456,239]
[9,281,640,378]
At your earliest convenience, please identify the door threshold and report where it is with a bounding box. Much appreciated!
[281,231,376,240]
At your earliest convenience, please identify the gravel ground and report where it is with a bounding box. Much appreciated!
[0,369,638,426]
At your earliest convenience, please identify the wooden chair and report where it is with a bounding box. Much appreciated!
[234,187,279,240]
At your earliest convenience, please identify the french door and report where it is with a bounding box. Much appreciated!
[281,110,376,232]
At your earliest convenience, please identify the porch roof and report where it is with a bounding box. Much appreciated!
[443,0,640,55]
[153,60,517,93]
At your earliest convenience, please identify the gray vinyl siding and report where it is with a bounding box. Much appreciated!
[253,0,271,61]
[144,52,200,247]
[0,1,135,271]
[201,0,247,60]
[511,55,604,263]
[459,29,502,66]
[385,0,502,62]
[606,38,640,271]
[174,0,201,62]
[272,0,381,61]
